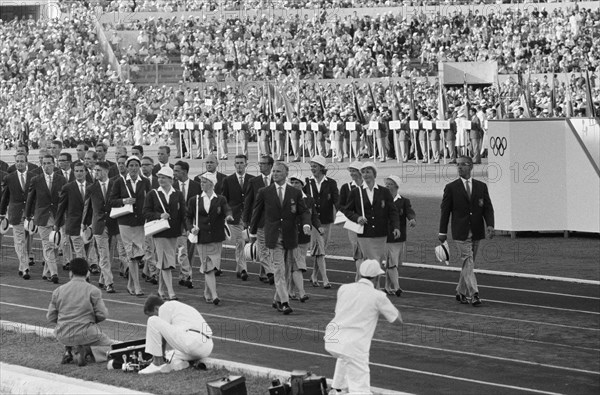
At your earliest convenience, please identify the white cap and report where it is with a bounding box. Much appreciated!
[200,172,217,186]
[361,161,377,172]
[288,172,305,185]
[348,161,362,171]
[385,175,402,188]
[310,155,327,168]
[157,166,174,179]
[360,259,385,277]
[435,241,450,265]
[125,156,141,167]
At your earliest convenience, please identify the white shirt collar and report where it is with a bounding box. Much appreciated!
[362,183,379,190]
[358,278,375,288]
[201,191,216,200]
[159,186,174,199]
[126,174,139,183]
[311,175,328,183]
[350,180,361,187]
[394,193,402,201]
[460,176,471,183]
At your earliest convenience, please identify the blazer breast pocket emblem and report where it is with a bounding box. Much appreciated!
[381,201,385,209]
[291,204,297,214]
[216,206,221,214]
[478,198,484,207]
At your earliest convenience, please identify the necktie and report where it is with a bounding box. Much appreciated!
[20,172,25,190]
[80,183,85,200]
[101,182,107,200]
[278,186,283,205]
[47,176,52,191]
[264,176,269,186]
[239,175,244,188]
[465,179,471,200]
[181,182,186,201]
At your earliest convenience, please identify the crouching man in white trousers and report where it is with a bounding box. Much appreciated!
[139,295,214,374]
[324,260,402,394]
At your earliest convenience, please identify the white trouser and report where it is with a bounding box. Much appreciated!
[145,316,214,362]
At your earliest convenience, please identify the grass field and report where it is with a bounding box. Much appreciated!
[0,329,267,395]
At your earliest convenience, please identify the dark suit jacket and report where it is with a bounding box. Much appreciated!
[193,171,226,195]
[250,183,310,250]
[82,179,120,236]
[58,169,76,183]
[143,188,186,238]
[56,180,92,235]
[387,196,416,243]
[242,174,271,226]
[0,160,7,173]
[186,194,232,244]
[25,173,67,226]
[439,178,494,241]
[7,162,38,173]
[108,165,120,179]
[173,178,201,205]
[339,182,358,209]
[142,174,159,189]
[342,184,400,238]
[221,173,253,225]
[109,176,151,227]
[152,162,174,177]
[303,176,340,224]
[0,170,34,225]
[298,195,321,245]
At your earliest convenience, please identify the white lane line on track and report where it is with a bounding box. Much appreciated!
[0,303,574,395]
[3,282,599,353]
[2,292,599,373]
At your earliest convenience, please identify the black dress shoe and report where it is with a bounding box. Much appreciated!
[18,271,23,277]
[300,295,309,303]
[62,263,70,271]
[215,269,223,276]
[106,284,116,293]
[61,347,74,364]
[74,345,87,367]
[149,275,158,285]
[23,270,30,280]
[29,258,36,266]
[240,270,248,281]
[178,279,186,286]
[456,294,469,304]
[395,288,403,297]
[213,298,220,305]
[472,293,482,306]
[267,273,274,285]
[98,283,105,289]
[272,301,282,311]
[90,264,100,274]
[42,275,49,280]
[281,303,293,315]
[51,275,59,284]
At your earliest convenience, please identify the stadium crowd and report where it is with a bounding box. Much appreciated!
[107,0,577,13]
[110,5,600,79]
[1,3,599,153]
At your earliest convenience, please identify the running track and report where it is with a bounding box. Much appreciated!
[0,234,598,395]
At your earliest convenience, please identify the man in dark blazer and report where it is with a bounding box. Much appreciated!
[95,143,118,178]
[7,145,39,173]
[109,156,151,296]
[55,162,94,272]
[0,153,34,279]
[242,154,274,283]
[303,155,340,288]
[193,154,226,195]
[141,156,159,189]
[57,153,76,182]
[221,154,254,281]
[151,146,174,176]
[173,160,202,288]
[25,155,67,283]
[439,156,494,306]
[250,162,311,315]
[82,161,119,293]
[0,159,8,173]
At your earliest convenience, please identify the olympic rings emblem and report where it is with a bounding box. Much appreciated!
[490,137,507,156]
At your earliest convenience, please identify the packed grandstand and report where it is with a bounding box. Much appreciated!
[0,0,598,150]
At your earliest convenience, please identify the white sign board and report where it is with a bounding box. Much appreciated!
[284,122,292,131]
[233,122,242,130]
[388,120,401,130]
[299,122,307,131]
[213,122,222,130]
[346,122,356,131]
[409,120,419,129]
